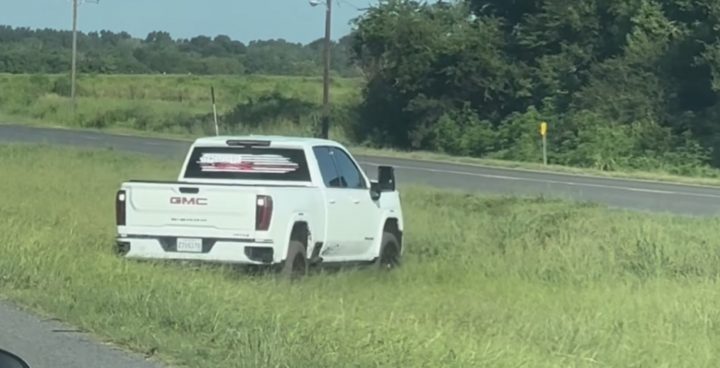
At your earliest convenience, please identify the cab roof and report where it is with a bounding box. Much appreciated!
[192,134,342,148]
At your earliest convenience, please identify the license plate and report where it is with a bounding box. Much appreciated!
[176,238,203,253]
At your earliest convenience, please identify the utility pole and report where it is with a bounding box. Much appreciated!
[71,0,78,113]
[321,0,332,140]
[310,0,332,139]
[70,0,99,114]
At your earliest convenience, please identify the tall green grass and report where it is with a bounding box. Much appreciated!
[0,73,361,138]
[2,144,720,367]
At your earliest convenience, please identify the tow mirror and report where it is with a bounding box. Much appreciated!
[0,349,30,368]
[377,166,395,191]
[370,166,395,201]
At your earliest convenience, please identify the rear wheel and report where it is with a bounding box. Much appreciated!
[278,240,308,280]
[375,231,401,270]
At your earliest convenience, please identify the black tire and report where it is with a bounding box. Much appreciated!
[278,240,308,280]
[375,231,401,270]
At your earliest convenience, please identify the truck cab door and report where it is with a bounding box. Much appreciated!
[312,146,377,260]
[313,146,346,259]
[326,147,378,257]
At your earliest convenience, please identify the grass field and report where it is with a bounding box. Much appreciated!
[0,73,362,138]
[3,143,720,367]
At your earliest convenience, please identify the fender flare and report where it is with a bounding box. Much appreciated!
[370,212,403,257]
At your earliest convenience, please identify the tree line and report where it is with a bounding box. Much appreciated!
[0,25,360,77]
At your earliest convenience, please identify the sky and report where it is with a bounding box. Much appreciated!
[0,0,376,44]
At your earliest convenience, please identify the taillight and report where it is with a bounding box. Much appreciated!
[116,190,126,226]
[255,195,273,231]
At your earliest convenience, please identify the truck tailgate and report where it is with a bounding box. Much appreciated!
[124,183,259,238]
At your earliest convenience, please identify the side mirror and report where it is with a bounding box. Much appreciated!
[377,166,395,191]
[0,349,30,368]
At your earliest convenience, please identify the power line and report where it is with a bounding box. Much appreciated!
[337,0,372,11]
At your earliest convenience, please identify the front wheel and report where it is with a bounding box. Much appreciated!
[374,231,401,270]
[277,240,308,280]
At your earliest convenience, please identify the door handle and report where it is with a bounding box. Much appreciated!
[352,199,360,204]
[329,199,336,204]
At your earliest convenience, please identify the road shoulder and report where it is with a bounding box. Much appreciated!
[0,298,168,368]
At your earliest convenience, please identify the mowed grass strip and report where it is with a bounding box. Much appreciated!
[2,144,720,367]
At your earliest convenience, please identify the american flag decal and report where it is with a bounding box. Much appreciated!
[197,153,300,173]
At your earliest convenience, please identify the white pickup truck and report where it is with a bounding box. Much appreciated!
[114,135,404,278]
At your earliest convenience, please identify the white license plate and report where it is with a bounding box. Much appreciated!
[176,238,203,253]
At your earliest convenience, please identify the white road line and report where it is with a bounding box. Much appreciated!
[360,161,720,200]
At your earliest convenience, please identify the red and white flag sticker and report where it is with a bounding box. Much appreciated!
[197,153,300,173]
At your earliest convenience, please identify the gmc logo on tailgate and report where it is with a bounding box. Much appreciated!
[170,197,208,206]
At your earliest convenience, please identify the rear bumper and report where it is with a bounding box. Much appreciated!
[116,235,276,265]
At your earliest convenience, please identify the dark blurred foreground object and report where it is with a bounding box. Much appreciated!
[0,349,29,368]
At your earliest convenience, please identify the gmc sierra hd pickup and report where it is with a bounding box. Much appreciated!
[115,135,404,278]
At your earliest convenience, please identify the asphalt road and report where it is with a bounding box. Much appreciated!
[3,123,720,367]
[4,123,720,217]
[0,300,164,368]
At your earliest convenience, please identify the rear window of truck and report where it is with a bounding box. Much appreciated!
[183,146,311,181]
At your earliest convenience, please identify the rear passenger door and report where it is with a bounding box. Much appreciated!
[313,146,377,259]
[313,146,349,258]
